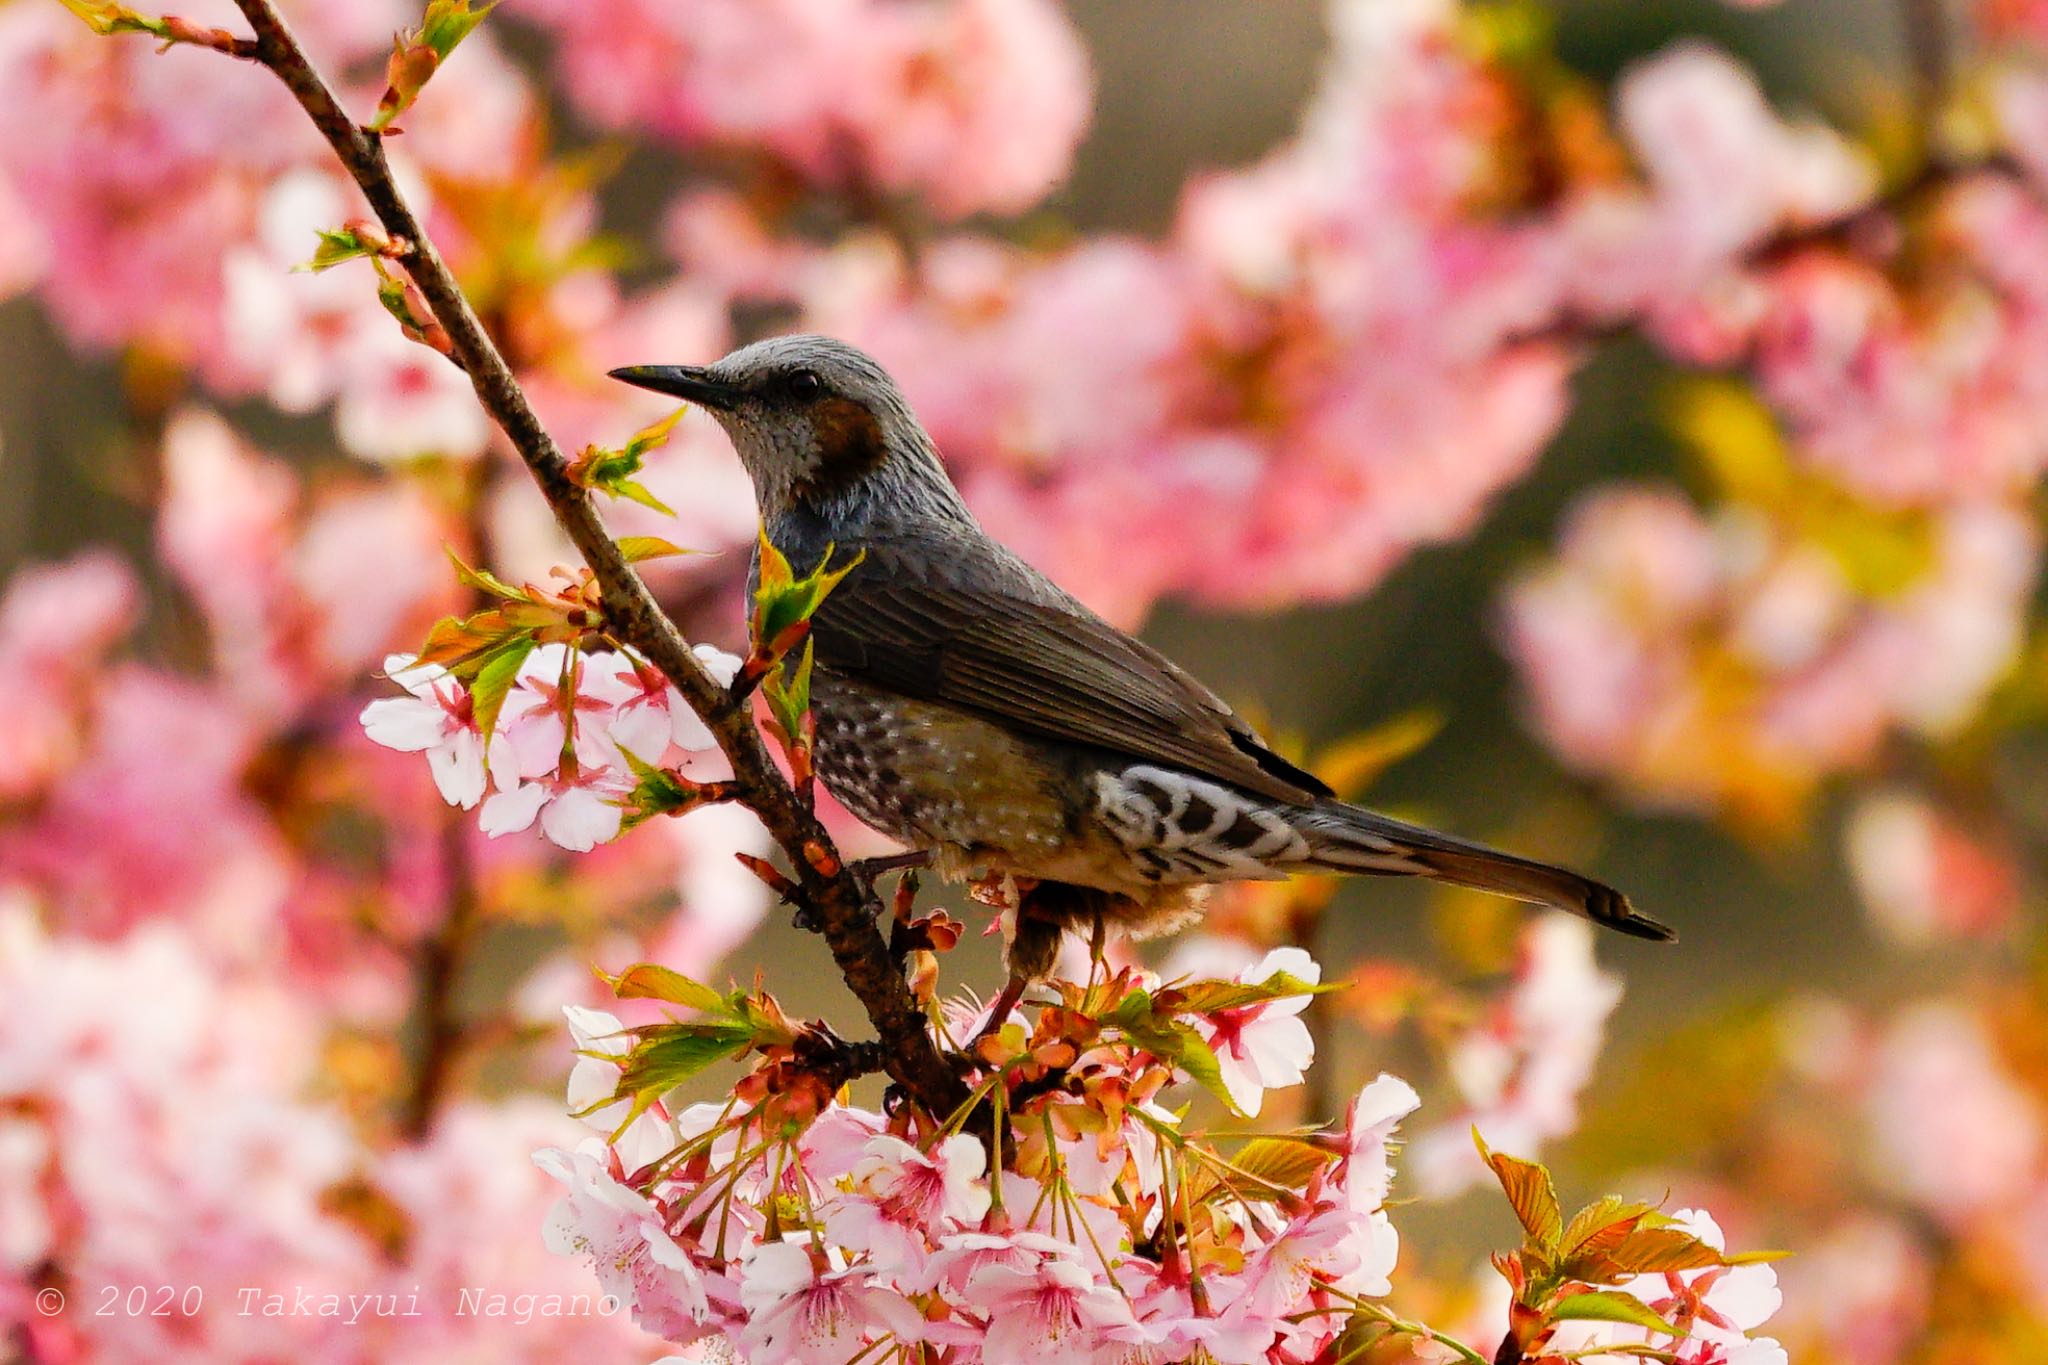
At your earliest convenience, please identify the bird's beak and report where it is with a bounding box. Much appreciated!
[606,364,742,411]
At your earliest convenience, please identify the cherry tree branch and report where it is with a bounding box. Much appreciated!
[218,0,967,1121]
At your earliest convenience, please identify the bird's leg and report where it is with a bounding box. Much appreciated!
[847,848,933,891]
[1087,913,1108,989]
[973,973,1030,1046]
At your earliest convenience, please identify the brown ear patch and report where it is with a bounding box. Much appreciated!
[794,396,888,503]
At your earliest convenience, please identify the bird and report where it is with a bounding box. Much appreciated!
[610,335,1674,982]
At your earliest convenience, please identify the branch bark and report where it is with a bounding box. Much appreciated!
[222,0,966,1120]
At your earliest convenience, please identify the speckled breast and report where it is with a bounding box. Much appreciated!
[808,670,1081,868]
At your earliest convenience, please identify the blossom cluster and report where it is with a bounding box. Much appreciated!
[520,0,1092,220]
[540,946,1786,1365]
[0,894,654,1363]
[1501,478,2037,830]
[362,640,740,852]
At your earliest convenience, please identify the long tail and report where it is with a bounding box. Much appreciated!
[1295,799,1676,942]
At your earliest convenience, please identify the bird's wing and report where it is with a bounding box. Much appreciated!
[807,534,1333,805]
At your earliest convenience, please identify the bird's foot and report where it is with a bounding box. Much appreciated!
[969,974,1030,1047]
[847,849,933,886]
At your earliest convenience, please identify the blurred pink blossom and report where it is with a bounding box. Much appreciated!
[1866,1002,2042,1220]
[1845,789,2020,947]
[1502,485,2038,819]
[0,552,137,802]
[1409,915,1622,1196]
[523,0,1088,220]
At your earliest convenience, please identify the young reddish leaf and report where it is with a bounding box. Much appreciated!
[602,963,730,1015]
[756,530,794,595]
[371,2,499,132]
[1561,1195,1659,1257]
[1547,1290,1682,1338]
[1591,1225,1730,1277]
[1475,1130,1564,1252]
[1190,1136,1336,1205]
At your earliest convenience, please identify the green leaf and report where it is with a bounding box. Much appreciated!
[572,410,689,515]
[753,539,865,649]
[1548,1291,1682,1338]
[603,964,729,1015]
[297,227,376,273]
[418,0,499,59]
[1170,1028,1237,1115]
[603,1022,754,1130]
[617,536,693,564]
[763,637,815,741]
[445,548,528,602]
[1165,972,1334,1017]
[621,406,689,458]
[1475,1131,1563,1252]
[616,759,699,831]
[58,0,168,38]
[468,635,535,741]
[608,479,675,516]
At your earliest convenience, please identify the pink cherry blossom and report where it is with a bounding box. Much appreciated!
[1335,1073,1423,1212]
[522,0,1089,221]
[1410,916,1622,1196]
[1845,789,2019,947]
[479,773,630,853]
[1865,1003,2042,1220]
[967,1252,1135,1365]
[823,1133,990,1281]
[0,551,137,801]
[1190,945,1321,1117]
[535,1141,717,1342]
[359,655,489,809]
[737,1240,925,1365]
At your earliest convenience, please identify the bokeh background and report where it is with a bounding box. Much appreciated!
[2,0,2042,1359]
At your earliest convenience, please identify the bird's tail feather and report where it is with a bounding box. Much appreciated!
[1297,799,1675,943]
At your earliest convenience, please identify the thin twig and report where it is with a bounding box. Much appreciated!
[401,808,479,1138]
[218,0,966,1121]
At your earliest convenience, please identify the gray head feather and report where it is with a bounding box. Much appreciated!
[685,334,975,531]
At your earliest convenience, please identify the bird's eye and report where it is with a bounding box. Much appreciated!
[786,369,824,399]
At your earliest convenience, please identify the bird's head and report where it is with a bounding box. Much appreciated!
[609,334,967,524]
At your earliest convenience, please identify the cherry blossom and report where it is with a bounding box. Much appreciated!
[737,1240,924,1365]
[1192,945,1321,1117]
[359,655,489,809]
[967,1253,1134,1365]
[1409,916,1622,1196]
